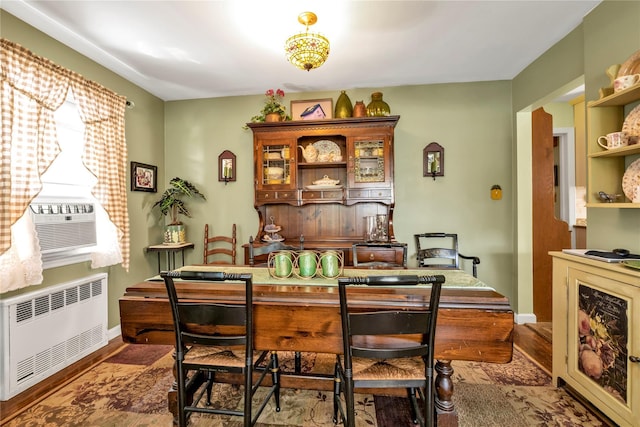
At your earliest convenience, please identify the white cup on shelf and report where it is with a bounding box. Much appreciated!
[597,131,627,150]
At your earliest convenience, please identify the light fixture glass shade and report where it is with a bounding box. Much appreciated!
[285,12,330,71]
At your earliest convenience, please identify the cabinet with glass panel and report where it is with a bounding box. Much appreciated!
[346,135,393,205]
[247,116,399,259]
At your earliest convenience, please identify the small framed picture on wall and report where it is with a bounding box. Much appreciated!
[130,161,157,192]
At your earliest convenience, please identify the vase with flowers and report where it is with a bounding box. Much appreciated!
[245,89,291,128]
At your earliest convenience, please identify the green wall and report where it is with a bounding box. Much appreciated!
[2,0,638,328]
[511,0,640,317]
[0,10,165,328]
[164,82,514,300]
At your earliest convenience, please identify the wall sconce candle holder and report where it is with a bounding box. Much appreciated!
[218,150,236,185]
[423,142,444,180]
[491,185,502,200]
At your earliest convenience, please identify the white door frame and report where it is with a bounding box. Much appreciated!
[553,127,576,248]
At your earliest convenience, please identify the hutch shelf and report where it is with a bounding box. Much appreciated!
[587,84,640,208]
[246,116,400,265]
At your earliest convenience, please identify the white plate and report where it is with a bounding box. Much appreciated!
[622,158,640,201]
[312,175,340,186]
[313,140,341,162]
[305,184,343,190]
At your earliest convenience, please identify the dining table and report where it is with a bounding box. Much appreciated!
[119,265,514,427]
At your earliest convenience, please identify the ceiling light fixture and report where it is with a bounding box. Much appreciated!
[285,12,330,71]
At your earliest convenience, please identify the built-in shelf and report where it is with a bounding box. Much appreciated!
[587,79,640,208]
[586,202,640,208]
[589,144,640,158]
[588,84,640,107]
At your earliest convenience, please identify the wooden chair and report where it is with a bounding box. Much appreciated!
[414,232,480,277]
[352,242,408,268]
[203,223,236,264]
[333,274,444,427]
[161,270,280,427]
[247,235,304,266]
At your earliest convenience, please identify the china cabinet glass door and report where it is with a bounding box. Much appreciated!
[352,139,385,184]
[260,141,294,188]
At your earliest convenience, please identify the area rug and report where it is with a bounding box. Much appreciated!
[3,344,607,427]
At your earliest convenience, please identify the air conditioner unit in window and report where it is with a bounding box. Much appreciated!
[29,198,97,254]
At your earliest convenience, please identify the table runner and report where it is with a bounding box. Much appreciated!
[147,265,490,289]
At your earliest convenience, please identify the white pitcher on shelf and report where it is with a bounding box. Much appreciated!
[298,144,318,163]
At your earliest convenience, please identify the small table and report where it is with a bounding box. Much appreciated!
[146,242,194,273]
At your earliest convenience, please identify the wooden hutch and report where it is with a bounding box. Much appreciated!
[245,116,401,265]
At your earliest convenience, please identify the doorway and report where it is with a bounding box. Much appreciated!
[553,127,577,247]
[532,107,571,322]
[515,77,585,324]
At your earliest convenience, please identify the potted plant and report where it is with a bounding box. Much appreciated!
[153,177,206,244]
[244,89,291,128]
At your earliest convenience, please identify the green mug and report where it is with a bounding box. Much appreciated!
[274,251,293,277]
[321,251,340,278]
[298,251,317,278]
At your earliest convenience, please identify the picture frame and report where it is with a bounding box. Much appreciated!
[290,98,333,121]
[218,150,236,183]
[130,161,157,192]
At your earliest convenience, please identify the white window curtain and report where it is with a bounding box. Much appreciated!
[0,38,130,293]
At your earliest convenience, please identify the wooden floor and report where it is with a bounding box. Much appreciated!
[513,322,552,372]
[0,324,550,424]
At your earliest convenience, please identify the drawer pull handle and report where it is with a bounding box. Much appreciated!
[369,253,375,260]
[630,356,640,363]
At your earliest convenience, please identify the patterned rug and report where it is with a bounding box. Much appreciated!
[4,344,607,427]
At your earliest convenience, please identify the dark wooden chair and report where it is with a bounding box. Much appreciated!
[414,232,480,277]
[352,242,408,268]
[203,223,236,264]
[161,270,280,427]
[247,235,304,266]
[333,274,444,427]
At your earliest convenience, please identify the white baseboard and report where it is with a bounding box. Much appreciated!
[108,325,122,341]
[514,313,537,324]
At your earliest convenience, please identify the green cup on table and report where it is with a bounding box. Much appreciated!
[320,250,340,278]
[297,250,317,278]
[274,251,293,277]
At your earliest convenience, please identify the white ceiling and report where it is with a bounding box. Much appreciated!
[2,0,601,101]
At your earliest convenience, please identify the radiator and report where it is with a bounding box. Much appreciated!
[0,273,108,400]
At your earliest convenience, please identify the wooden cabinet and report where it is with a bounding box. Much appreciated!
[551,252,640,427]
[352,243,408,267]
[587,84,640,208]
[247,117,400,264]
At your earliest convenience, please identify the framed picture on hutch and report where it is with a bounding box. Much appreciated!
[291,98,333,121]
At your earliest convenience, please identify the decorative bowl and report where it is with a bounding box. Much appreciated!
[312,175,340,186]
[265,167,284,179]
